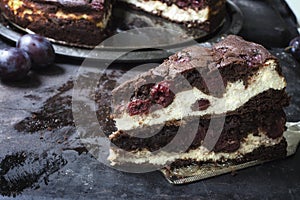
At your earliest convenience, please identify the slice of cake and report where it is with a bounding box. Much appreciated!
[108,35,290,170]
[120,0,226,30]
[0,0,112,46]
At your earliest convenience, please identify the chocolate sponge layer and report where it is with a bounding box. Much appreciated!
[168,138,287,171]
[110,89,289,153]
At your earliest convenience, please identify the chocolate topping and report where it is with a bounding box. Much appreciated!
[212,35,275,69]
[112,35,280,110]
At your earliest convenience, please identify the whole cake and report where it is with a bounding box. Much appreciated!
[0,0,226,46]
[108,35,290,170]
[0,0,113,46]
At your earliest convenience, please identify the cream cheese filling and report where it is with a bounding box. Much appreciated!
[114,60,286,131]
[108,131,283,166]
[120,0,209,23]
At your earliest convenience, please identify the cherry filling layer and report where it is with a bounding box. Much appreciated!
[127,81,175,116]
[192,98,211,111]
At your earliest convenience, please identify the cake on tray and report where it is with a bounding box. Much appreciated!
[0,0,227,46]
[0,0,113,46]
[108,35,290,170]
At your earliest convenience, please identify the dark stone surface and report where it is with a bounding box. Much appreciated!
[232,0,299,48]
[0,0,299,199]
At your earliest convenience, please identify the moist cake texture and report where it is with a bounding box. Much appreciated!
[108,35,290,169]
[0,0,113,46]
[0,0,226,46]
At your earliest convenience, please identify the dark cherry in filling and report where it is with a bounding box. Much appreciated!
[150,81,175,108]
[192,98,211,111]
[127,81,175,116]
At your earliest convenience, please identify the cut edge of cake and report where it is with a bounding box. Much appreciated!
[119,0,226,30]
[108,35,290,169]
[111,35,287,131]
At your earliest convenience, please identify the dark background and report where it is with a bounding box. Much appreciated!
[0,0,299,199]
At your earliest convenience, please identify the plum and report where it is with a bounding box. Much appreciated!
[0,48,31,81]
[17,34,55,68]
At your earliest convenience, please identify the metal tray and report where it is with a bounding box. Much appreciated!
[0,0,243,62]
[161,122,300,185]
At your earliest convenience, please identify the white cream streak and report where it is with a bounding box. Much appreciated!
[108,131,283,166]
[120,0,209,23]
[114,60,286,132]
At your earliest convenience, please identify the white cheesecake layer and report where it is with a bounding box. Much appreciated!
[114,60,286,131]
[120,0,209,23]
[108,131,283,166]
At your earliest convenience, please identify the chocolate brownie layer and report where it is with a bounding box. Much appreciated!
[168,138,287,171]
[110,104,287,153]
[109,129,286,166]
[231,89,289,115]
[0,0,112,46]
